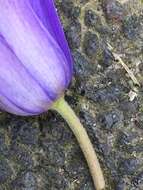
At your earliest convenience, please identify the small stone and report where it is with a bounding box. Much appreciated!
[117,132,137,147]
[84,9,101,28]
[60,0,73,17]
[60,0,81,18]
[11,120,39,145]
[84,84,124,105]
[65,21,81,49]
[67,6,80,19]
[119,158,141,175]
[103,0,125,22]
[73,50,89,77]
[98,110,124,130]
[83,32,99,58]
[122,14,142,40]
[99,48,114,68]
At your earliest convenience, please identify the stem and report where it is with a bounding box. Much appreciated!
[52,96,105,190]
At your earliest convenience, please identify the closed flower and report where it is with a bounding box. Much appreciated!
[0,0,72,115]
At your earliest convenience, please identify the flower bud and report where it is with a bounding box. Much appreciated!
[0,0,73,115]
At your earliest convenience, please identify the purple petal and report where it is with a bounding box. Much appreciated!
[0,0,73,115]
[0,1,72,96]
[29,0,73,74]
[0,35,53,115]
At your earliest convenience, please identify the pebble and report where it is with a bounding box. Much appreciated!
[83,32,99,58]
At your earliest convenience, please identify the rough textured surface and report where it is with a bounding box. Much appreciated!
[0,0,143,189]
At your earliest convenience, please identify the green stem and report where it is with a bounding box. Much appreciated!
[52,96,105,190]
